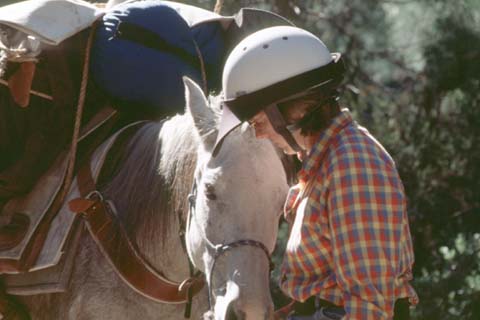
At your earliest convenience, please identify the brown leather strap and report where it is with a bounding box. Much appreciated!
[69,121,206,304]
[77,159,96,198]
[7,61,36,108]
[264,104,304,153]
[69,197,204,303]
[12,113,119,273]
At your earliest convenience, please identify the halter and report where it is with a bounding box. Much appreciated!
[186,180,274,311]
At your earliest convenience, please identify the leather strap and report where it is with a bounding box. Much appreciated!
[264,104,304,153]
[76,159,95,198]
[0,106,119,273]
[69,128,205,304]
[7,61,36,108]
[69,196,205,303]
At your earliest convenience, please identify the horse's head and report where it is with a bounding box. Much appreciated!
[183,78,289,320]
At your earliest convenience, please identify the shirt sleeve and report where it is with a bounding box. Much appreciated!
[327,145,406,319]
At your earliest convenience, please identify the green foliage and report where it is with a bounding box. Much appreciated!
[394,12,480,319]
[0,0,22,6]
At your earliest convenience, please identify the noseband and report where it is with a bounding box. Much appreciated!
[187,181,274,310]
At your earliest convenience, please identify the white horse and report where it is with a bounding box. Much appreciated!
[16,78,289,320]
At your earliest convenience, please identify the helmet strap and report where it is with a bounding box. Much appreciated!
[264,104,305,154]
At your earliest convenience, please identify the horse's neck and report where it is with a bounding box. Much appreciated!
[135,218,191,282]
[113,116,198,281]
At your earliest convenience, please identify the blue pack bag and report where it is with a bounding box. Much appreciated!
[91,0,225,117]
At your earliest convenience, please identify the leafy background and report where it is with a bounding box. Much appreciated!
[2,0,479,319]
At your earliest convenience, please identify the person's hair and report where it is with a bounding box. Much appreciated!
[278,88,341,135]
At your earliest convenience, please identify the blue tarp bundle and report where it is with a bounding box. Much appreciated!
[91,1,225,116]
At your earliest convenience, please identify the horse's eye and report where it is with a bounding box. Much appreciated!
[214,286,226,296]
[205,183,217,200]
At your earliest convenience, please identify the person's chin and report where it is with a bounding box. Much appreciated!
[271,140,295,154]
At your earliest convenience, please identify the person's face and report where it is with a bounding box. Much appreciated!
[249,111,302,155]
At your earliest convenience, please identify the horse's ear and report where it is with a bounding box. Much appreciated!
[183,77,217,151]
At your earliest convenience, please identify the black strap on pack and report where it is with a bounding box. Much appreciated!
[114,21,206,72]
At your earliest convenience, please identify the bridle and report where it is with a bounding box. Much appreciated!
[186,179,274,311]
[185,133,297,312]
[69,121,295,318]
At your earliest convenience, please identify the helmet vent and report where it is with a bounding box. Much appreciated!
[282,36,288,40]
[263,44,269,49]
[243,46,247,51]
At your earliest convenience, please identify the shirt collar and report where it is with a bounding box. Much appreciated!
[298,108,353,182]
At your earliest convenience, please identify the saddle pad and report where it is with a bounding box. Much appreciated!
[0,150,70,266]
[0,106,117,268]
[0,0,104,45]
[3,219,83,295]
[2,121,144,294]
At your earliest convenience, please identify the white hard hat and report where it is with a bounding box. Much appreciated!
[215,26,345,153]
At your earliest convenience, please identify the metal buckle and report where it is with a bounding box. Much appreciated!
[80,191,104,218]
[178,277,195,293]
[86,190,104,202]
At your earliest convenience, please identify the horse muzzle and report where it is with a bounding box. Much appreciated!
[205,280,274,320]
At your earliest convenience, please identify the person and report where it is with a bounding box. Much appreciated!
[214,26,419,320]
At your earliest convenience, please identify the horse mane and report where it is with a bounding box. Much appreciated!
[100,116,196,245]
[99,95,221,247]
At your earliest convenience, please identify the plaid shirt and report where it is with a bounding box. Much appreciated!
[280,109,418,319]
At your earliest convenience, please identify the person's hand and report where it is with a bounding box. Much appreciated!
[283,184,302,223]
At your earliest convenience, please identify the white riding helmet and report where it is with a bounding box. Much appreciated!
[215,26,345,153]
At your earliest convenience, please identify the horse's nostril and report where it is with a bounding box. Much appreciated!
[226,303,245,320]
[226,303,236,320]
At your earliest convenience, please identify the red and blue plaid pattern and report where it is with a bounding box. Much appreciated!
[281,109,418,319]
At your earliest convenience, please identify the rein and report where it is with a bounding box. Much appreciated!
[186,180,274,311]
